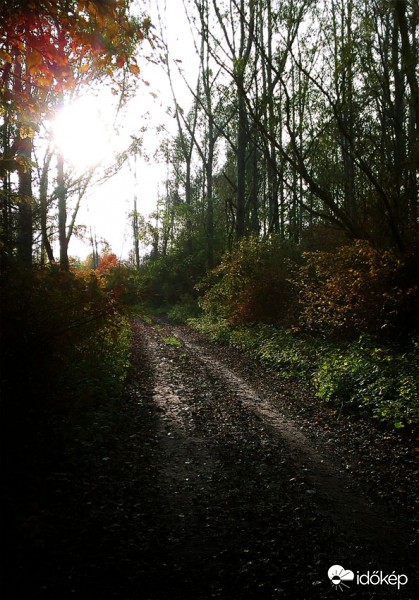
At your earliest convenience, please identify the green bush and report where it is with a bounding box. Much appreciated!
[256,329,321,379]
[197,235,300,326]
[315,336,419,427]
[102,266,142,306]
[229,325,263,352]
[188,314,232,344]
[72,313,132,400]
[139,248,206,307]
[166,295,201,323]
[1,265,132,408]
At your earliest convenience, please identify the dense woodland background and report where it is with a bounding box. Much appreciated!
[0,0,418,458]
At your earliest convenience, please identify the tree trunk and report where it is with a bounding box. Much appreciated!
[57,150,69,271]
[39,152,55,265]
[1,110,12,268]
[185,157,194,255]
[206,120,215,268]
[236,86,247,239]
[266,0,279,234]
[17,136,33,268]
[394,0,418,247]
[133,194,140,270]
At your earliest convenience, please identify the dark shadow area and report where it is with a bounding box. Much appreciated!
[1,319,417,599]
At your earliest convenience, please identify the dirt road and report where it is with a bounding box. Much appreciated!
[4,318,417,599]
[115,318,416,599]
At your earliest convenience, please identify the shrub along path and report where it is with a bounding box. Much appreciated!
[3,318,417,599]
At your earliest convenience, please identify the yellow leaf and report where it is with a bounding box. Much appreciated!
[19,124,36,139]
[129,63,140,75]
[27,49,43,73]
[0,49,13,63]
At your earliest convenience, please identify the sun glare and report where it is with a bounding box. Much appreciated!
[53,96,115,171]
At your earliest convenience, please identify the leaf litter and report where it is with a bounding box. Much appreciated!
[4,317,417,600]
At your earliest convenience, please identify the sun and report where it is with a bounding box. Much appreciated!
[52,96,115,171]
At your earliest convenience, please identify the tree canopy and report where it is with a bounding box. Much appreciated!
[0,0,149,267]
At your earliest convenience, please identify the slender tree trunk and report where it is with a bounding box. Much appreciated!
[14,51,33,267]
[185,158,194,255]
[250,142,259,234]
[394,0,418,247]
[133,194,140,269]
[392,7,404,235]
[39,152,55,264]
[17,136,33,267]
[201,0,216,267]
[90,228,99,268]
[57,150,69,271]
[205,107,216,268]
[1,110,12,268]
[342,0,356,221]
[266,0,279,234]
[236,85,247,239]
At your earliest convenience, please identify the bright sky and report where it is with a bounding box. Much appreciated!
[53,0,198,261]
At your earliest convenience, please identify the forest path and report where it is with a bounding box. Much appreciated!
[116,317,416,599]
[4,318,417,600]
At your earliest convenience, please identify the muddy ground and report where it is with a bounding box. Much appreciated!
[2,318,418,599]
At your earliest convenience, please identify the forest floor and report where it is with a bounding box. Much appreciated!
[2,317,418,599]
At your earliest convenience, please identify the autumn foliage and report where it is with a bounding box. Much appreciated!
[198,237,418,341]
[191,237,418,428]
[97,252,120,274]
[198,236,298,327]
[296,241,418,339]
[0,0,145,119]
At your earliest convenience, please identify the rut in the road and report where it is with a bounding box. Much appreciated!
[128,318,416,600]
[169,324,409,552]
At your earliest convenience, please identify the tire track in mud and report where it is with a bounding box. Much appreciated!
[130,318,416,600]
[170,324,408,552]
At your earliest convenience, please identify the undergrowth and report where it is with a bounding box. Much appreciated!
[1,265,133,421]
[189,315,419,429]
[315,336,419,429]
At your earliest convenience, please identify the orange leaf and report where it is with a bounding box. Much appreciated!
[0,49,13,63]
[129,63,140,75]
[27,48,43,73]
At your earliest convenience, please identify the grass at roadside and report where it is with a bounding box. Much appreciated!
[188,315,419,431]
